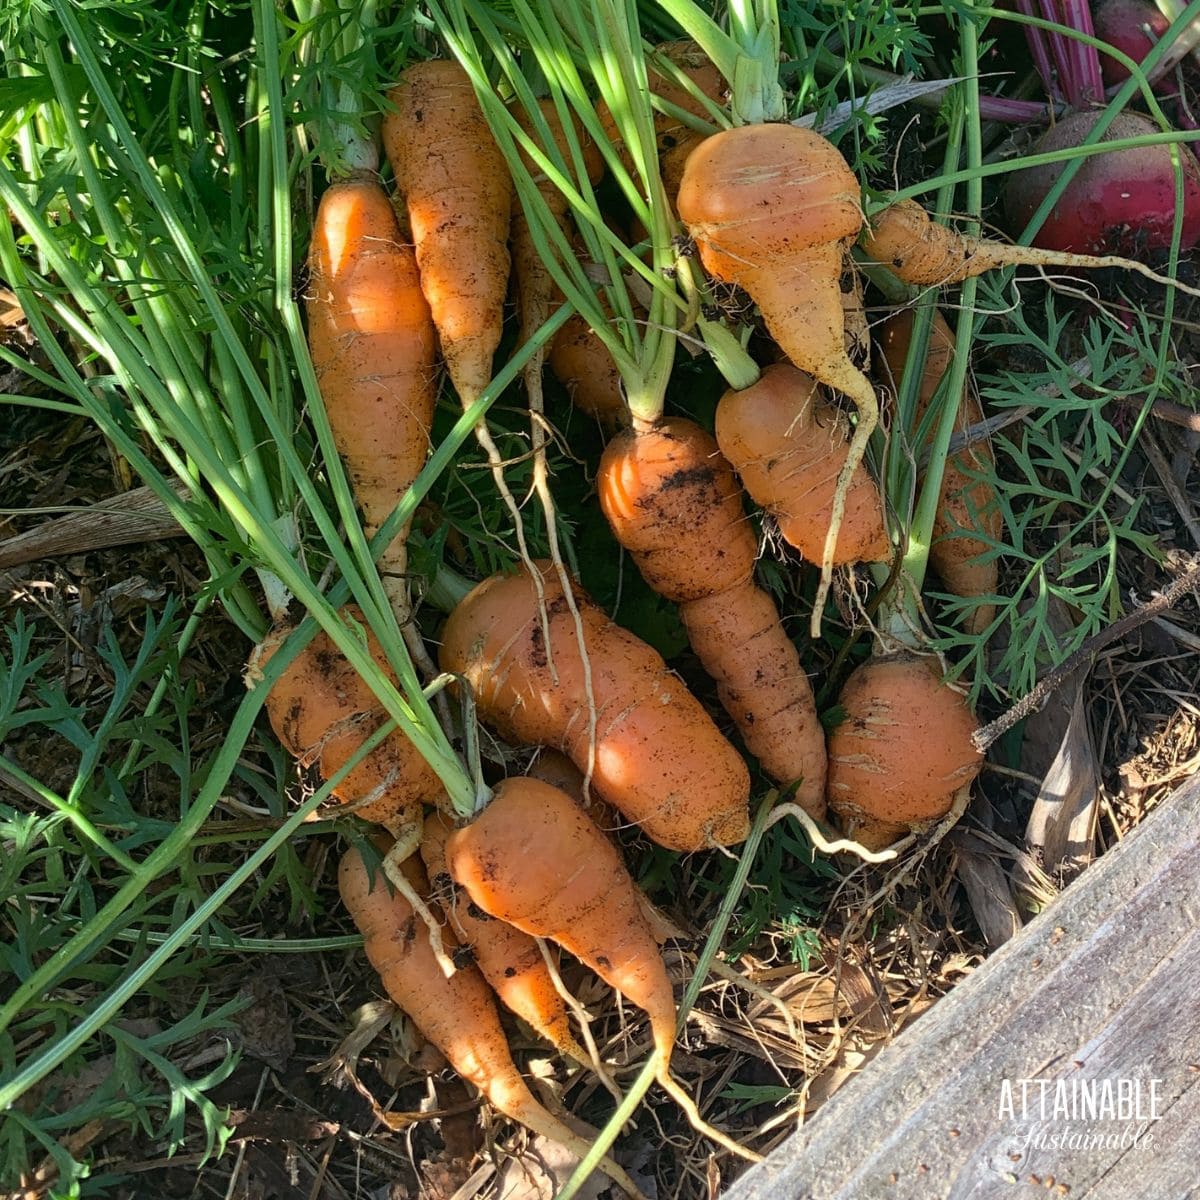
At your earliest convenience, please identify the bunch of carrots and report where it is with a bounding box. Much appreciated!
[245,0,1193,1182]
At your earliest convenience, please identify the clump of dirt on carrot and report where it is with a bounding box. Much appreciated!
[877,307,1001,633]
[826,652,983,849]
[438,560,750,851]
[714,362,889,567]
[338,843,646,1199]
[306,176,436,612]
[597,416,827,814]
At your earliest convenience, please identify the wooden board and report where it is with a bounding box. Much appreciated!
[726,776,1200,1200]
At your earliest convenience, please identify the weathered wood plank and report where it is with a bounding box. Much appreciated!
[728,776,1200,1200]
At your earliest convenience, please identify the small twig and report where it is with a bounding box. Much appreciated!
[974,554,1200,751]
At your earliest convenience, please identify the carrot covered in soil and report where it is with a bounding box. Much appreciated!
[383,60,513,404]
[597,416,827,813]
[338,846,647,1198]
[438,560,750,852]
[676,123,878,627]
[250,611,442,826]
[306,177,436,615]
[547,308,629,427]
[826,652,983,849]
[444,776,758,1161]
[714,362,889,567]
[877,308,1001,633]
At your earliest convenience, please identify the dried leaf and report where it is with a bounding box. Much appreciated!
[795,77,965,135]
[490,1133,609,1200]
[1023,687,1100,882]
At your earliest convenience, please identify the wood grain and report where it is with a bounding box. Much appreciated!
[727,776,1200,1200]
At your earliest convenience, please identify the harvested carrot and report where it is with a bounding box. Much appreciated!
[861,197,1200,291]
[383,61,513,404]
[598,416,826,813]
[438,560,750,851]
[445,776,758,1161]
[250,610,441,826]
[676,123,877,622]
[338,845,646,1198]
[877,308,1001,633]
[419,810,592,1066]
[714,362,889,567]
[826,652,983,849]
[306,177,436,613]
[547,309,629,427]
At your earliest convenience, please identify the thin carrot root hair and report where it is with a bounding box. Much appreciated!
[534,936,623,1102]
[764,803,900,864]
[652,1053,763,1162]
[864,198,1200,297]
[381,818,456,978]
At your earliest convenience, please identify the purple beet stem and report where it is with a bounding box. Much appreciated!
[1017,0,1063,100]
[1061,0,1106,104]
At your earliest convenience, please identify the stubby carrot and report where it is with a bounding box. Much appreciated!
[383,61,513,405]
[877,308,1001,633]
[249,610,441,827]
[826,652,983,849]
[714,363,889,567]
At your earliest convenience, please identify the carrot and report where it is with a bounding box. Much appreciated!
[861,197,1200,293]
[676,123,878,625]
[444,776,758,1161]
[825,652,983,849]
[306,177,436,615]
[419,809,591,1066]
[383,61,513,405]
[597,416,826,814]
[438,560,750,852]
[547,309,629,427]
[714,362,889,567]
[338,844,647,1198]
[877,308,1001,633]
[250,610,441,827]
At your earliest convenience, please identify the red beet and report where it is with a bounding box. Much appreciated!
[1004,110,1200,254]
[1093,0,1176,90]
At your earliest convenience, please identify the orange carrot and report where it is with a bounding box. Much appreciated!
[383,61,513,404]
[250,610,441,827]
[861,197,1200,290]
[526,747,623,833]
[438,560,750,851]
[444,776,757,1161]
[877,308,1001,633]
[598,416,826,813]
[547,308,629,427]
[306,176,436,610]
[676,123,877,623]
[714,362,889,567]
[338,844,646,1197]
[826,652,983,849]
[419,809,588,1064]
